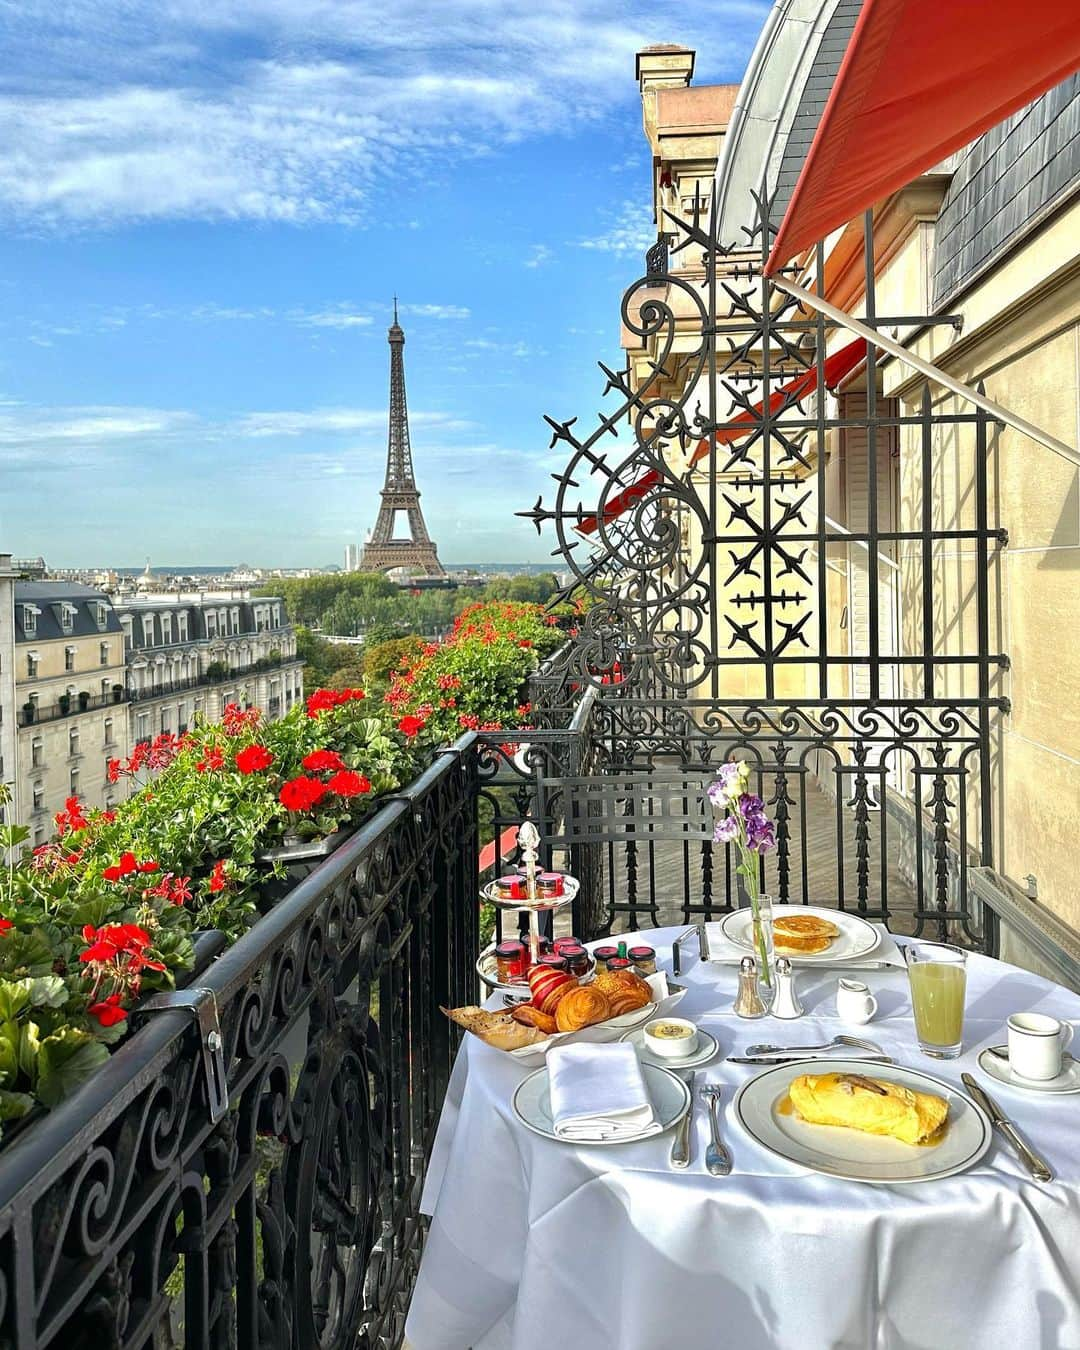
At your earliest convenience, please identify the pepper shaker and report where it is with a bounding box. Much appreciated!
[770,957,804,1019]
[733,955,768,1019]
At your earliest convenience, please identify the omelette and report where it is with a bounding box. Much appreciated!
[788,1072,949,1146]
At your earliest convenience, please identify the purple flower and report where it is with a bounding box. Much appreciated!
[746,816,776,855]
[737,793,765,820]
[713,816,739,845]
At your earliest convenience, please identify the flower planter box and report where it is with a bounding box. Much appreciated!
[256,829,356,910]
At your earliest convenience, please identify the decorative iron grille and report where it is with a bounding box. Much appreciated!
[523,192,1009,947]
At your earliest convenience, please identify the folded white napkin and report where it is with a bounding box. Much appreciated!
[547,1041,660,1142]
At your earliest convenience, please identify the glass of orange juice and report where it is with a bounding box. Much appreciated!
[903,941,968,1058]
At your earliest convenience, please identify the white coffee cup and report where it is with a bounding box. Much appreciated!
[1007,1012,1074,1081]
[836,978,877,1025]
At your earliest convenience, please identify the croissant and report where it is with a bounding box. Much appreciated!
[511,1004,557,1035]
[555,985,612,1033]
[594,969,650,999]
[441,1006,548,1051]
[607,984,652,1018]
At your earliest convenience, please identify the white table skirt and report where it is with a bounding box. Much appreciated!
[406,926,1080,1350]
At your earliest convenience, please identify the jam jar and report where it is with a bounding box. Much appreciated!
[559,943,591,977]
[605,957,635,976]
[537,954,569,974]
[535,872,565,900]
[628,945,657,976]
[593,945,620,972]
[494,874,526,901]
[495,940,528,983]
[552,935,581,955]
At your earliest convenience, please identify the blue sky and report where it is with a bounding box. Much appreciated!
[0,1,767,567]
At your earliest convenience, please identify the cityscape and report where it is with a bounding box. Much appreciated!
[0,3,1078,1346]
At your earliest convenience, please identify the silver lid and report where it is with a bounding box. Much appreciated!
[739,955,757,973]
[775,956,792,974]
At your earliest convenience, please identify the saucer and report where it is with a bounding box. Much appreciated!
[976,1046,1080,1095]
[621,1025,720,1070]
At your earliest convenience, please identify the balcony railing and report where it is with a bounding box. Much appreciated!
[21,689,126,726]
[128,656,301,702]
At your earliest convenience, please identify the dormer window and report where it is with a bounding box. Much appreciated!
[58,603,77,634]
[178,613,188,641]
[94,602,108,630]
[21,605,38,637]
[161,613,173,644]
[142,615,154,646]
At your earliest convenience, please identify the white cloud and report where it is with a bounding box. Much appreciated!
[524,244,553,268]
[399,303,471,320]
[230,407,472,437]
[575,199,656,254]
[292,310,374,329]
[0,2,766,229]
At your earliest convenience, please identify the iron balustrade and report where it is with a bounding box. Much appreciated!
[0,740,482,1349]
[21,690,126,726]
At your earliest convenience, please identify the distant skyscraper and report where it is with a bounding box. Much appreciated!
[344,544,359,573]
[360,301,445,577]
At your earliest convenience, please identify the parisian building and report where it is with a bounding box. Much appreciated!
[113,592,304,748]
[13,580,129,844]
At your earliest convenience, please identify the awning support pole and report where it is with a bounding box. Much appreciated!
[774,277,1080,470]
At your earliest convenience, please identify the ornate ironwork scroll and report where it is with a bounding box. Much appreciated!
[523,190,1008,947]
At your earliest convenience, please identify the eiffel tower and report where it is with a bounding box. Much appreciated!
[360,300,446,576]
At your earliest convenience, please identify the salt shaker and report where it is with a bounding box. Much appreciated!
[770,957,804,1020]
[733,955,767,1019]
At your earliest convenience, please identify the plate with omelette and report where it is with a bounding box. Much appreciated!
[720,903,879,964]
[734,1059,993,1183]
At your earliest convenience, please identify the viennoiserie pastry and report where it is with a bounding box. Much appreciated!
[512,1004,558,1035]
[788,1072,949,1146]
[441,1006,549,1052]
[606,983,652,1018]
[528,965,576,1015]
[554,985,613,1033]
[594,968,650,999]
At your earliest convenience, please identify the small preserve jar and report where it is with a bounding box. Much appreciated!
[628,945,657,976]
[593,945,619,972]
[537,954,569,974]
[605,957,634,976]
[536,872,565,900]
[495,940,528,983]
[494,875,525,901]
[559,943,591,977]
[552,934,581,955]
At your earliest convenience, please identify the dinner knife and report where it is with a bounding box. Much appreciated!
[961,1073,1054,1183]
[669,1070,696,1168]
[728,1054,894,1065]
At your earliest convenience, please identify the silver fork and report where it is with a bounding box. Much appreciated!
[699,1085,732,1176]
[744,1034,883,1057]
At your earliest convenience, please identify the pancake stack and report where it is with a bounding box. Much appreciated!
[773,912,840,955]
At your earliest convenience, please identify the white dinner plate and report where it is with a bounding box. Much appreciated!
[977,1047,1080,1095]
[620,1025,721,1071]
[512,1061,691,1146]
[720,904,880,964]
[734,1058,993,1184]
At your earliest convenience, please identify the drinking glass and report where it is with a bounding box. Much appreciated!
[904,941,968,1058]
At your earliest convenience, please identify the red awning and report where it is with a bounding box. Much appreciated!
[578,337,864,536]
[765,0,1080,275]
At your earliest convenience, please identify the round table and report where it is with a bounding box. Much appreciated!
[405,926,1080,1350]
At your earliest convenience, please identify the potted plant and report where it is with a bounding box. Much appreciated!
[112,684,124,703]
[58,693,72,716]
[78,691,90,711]
[21,701,36,726]
[206,661,227,682]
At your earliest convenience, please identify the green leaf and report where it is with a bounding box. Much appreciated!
[0,929,59,979]
[17,1020,40,1079]
[0,1090,35,1121]
[23,976,68,1010]
[0,1027,18,1086]
[34,1028,110,1107]
[0,824,30,850]
[0,983,30,1022]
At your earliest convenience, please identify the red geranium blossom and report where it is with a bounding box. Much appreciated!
[305,687,365,718]
[209,859,229,894]
[222,702,262,736]
[279,776,328,812]
[103,852,159,882]
[397,714,426,738]
[197,746,225,773]
[79,924,164,973]
[54,795,89,836]
[235,744,274,775]
[326,769,371,798]
[0,918,12,935]
[87,993,128,1027]
[302,749,346,773]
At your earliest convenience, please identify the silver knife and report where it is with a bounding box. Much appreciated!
[961,1072,1054,1183]
[728,1054,893,1065]
[669,1070,696,1168]
[705,958,896,971]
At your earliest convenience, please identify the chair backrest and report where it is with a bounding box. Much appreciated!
[544,770,715,845]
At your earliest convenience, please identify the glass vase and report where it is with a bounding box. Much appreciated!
[749,892,775,994]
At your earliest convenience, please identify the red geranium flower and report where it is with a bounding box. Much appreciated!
[0,918,12,935]
[326,769,371,798]
[222,702,261,736]
[302,749,346,773]
[87,993,128,1027]
[102,851,138,882]
[197,746,225,773]
[209,859,229,893]
[235,744,274,775]
[279,776,328,812]
[397,715,426,738]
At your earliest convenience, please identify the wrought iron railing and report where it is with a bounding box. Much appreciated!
[0,741,481,1349]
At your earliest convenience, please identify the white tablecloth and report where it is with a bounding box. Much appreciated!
[406,926,1080,1350]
